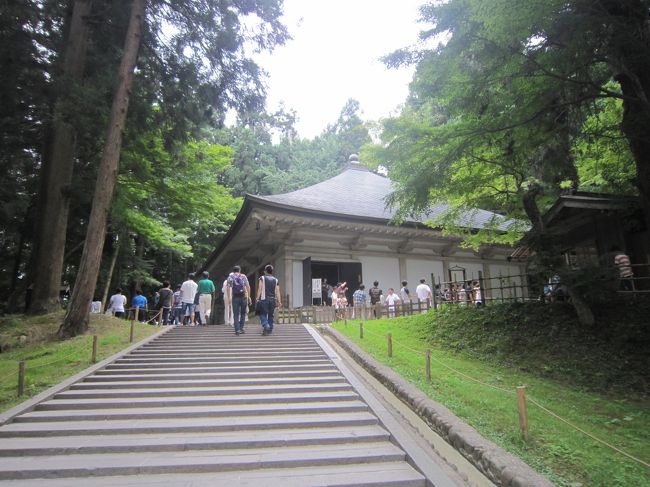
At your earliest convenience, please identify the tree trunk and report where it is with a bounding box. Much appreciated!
[29,0,93,315]
[606,0,650,233]
[133,235,145,292]
[101,235,120,311]
[565,284,596,327]
[617,72,650,232]
[60,0,147,338]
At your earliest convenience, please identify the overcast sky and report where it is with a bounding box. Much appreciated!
[254,0,424,139]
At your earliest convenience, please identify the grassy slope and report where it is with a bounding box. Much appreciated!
[331,301,650,487]
[0,311,160,413]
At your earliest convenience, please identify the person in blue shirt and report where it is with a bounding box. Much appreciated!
[131,290,148,322]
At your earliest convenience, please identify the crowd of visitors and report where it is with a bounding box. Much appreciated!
[102,245,638,328]
[319,277,439,318]
[106,271,216,326]
[104,263,283,337]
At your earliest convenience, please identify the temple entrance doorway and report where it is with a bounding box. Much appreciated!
[309,261,362,305]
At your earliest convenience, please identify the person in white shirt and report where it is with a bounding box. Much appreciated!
[415,278,433,309]
[222,278,234,327]
[180,272,199,325]
[398,280,411,304]
[384,288,401,318]
[107,288,127,318]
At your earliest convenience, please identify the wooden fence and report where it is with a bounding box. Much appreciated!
[275,301,432,324]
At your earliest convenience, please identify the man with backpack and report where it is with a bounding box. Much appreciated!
[368,280,383,317]
[227,265,251,335]
[157,281,174,325]
[256,264,282,335]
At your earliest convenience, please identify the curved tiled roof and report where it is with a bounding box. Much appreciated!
[250,163,511,230]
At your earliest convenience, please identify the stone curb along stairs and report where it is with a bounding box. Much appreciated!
[0,324,443,486]
[320,326,555,487]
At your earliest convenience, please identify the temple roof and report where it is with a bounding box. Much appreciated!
[249,159,511,230]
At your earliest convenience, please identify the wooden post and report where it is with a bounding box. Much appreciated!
[91,335,98,363]
[517,386,529,441]
[387,333,392,357]
[129,319,135,343]
[360,321,364,339]
[430,273,436,309]
[17,361,25,396]
[499,273,505,303]
[425,349,431,381]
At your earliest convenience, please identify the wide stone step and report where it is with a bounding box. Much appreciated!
[137,345,322,351]
[115,357,331,364]
[16,400,369,422]
[0,412,380,437]
[0,425,391,456]
[57,383,353,399]
[71,376,347,388]
[0,462,426,486]
[92,368,338,377]
[0,443,407,480]
[0,325,435,486]
[103,362,336,372]
[126,350,326,356]
[38,390,360,410]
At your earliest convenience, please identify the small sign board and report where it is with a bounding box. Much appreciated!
[312,278,322,299]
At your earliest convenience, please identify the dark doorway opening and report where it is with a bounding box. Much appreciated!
[310,261,362,305]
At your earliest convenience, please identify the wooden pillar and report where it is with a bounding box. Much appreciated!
[442,259,450,286]
[398,256,407,285]
[481,263,491,303]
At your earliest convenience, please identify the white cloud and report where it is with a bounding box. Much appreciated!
[255,0,422,138]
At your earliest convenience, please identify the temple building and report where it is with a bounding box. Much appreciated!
[203,155,525,308]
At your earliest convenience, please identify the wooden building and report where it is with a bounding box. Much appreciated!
[203,155,525,308]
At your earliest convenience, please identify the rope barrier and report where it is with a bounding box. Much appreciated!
[526,396,650,469]
[0,333,95,385]
[344,321,649,469]
[0,370,17,383]
[23,344,89,370]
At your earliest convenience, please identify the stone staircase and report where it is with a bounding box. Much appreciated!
[0,325,428,486]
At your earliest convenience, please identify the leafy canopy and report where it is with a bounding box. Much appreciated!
[365,0,638,247]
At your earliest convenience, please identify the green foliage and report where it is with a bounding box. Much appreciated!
[369,0,640,247]
[214,99,372,197]
[573,96,637,194]
[0,0,289,308]
[117,135,236,252]
[109,132,241,288]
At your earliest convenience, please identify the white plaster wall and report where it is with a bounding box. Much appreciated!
[488,264,524,300]
[358,256,400,294]
[292,261,303,308]
[405,259,444,288]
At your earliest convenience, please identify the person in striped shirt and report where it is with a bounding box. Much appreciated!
[611,246,634,291]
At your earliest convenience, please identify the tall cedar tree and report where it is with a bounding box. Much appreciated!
[60,0,146,337]
[29,0,94,314]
